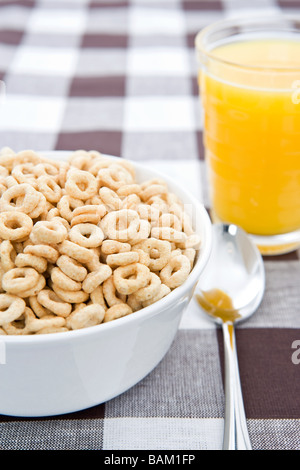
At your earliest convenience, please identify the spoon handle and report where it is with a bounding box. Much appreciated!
[222,322,252,450]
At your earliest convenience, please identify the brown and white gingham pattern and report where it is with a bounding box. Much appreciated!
[0,0,300,451]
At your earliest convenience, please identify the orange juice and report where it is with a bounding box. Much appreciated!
[199,39,300,236]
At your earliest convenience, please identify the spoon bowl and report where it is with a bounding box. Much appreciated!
[197,223,265,324]
[195,223,265,450]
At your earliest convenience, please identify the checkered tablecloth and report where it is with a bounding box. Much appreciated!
[0,0,300,451]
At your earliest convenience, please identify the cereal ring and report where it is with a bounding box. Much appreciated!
[140,178,167,190]
[68,149,93,169]
[37,175,62,203]
[15,253,48,273]
[69,154,92,172]
[36,326,69,335]
[128,219,151,245]
[34,161,60,180]
[57,195,84,222]
[25,311,66,334]
[66,304,105,330]
[85,195,104,206]
[82,265,112,294]
[115,159,135,179]
[11,163,37,187]
[72,150,101,168]
[151,226,187,244]
[2,308,33,335]
[181,211,195,237]
[70,204,106,227]
[13,150,41,167]
[85,247,104,271]
[40,201,54,219]
[57,161,70,189]
[135,238,171,271]
[90,285,107,311]
[2,267,39,294]
[106,251,139,268]
[88,150,103,160]
[131,248,150,266]
[29,295,51,318]
[168,199,183,216]
[50,215,70,232]
[99,187,122,211]
[150,197,169,215]
[40,156,62,169]
[158,213,182,231]
[159,254,191,289]
[0,293,26,326]
[102,276,126,307]
[51,282,89,304]
[46,207,60,220]
[142,284,171,307]
[37,289,72,317]
[170,248,182,258]
[0,240,16,272]
[0,148,16,171]
[97,164,133,191]
[30,220,68,245]
[166,192,181,206]
[178,233,202,249]
[141,184,168,203]
[5,176,19,188]
[101,240,131,255]
[56,255,87,282]
[72,302,91,314]
[24,244,59,264]
[2,321,29,335]
[0,211,33,241]
[121,194,141,210]
[14,274,46,298]
[51,267,82,291]
[113,263,150,295]
[133,272,161,302]
[103,303,132,323]
[27,191,47,220]
[127,293,143,312]
[58,240,94,264]
[0,183,40,214]
[100,209,140,242]
[136,203,160,225]
[117,184,142,198]
[87,157,112,176]
[182,248,196,268]
[0,165,8,177]
[68,223,104,248]
[65,169,97,200]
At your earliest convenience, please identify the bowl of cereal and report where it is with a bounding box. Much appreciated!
[0,148,212,417]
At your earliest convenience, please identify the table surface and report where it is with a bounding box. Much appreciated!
[0,0,299,451]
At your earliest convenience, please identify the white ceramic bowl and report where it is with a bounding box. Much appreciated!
[0,152,212,417]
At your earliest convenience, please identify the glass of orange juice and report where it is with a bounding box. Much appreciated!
[195,16,300,255]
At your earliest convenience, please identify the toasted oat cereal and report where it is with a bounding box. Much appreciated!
[0,148,201,334]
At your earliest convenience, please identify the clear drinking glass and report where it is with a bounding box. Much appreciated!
[195,16,300,255]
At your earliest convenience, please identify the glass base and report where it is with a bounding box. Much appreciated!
[249,232,300,256]
[210,211,300,256]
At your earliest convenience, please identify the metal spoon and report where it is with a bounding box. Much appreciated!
[195,223,265,450]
